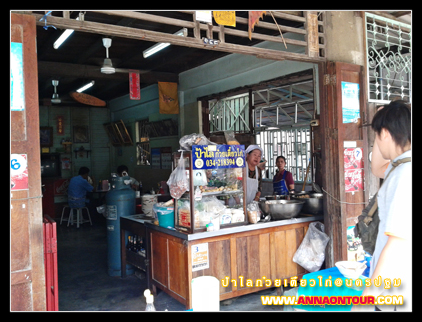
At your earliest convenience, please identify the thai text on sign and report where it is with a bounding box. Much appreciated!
[192,145,245,170]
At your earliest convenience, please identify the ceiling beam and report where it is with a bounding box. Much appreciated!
[37,61,178,83]
[31,13,324,63]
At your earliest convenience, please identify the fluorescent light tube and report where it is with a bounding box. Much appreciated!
[143,28,187,58]
[76,81,95,93]
[53,17,79,49]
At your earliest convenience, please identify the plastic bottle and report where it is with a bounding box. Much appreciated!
[206,218,214,232]
[144,289,156,311]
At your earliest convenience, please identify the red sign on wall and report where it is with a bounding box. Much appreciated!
[344,148,364,192]
[57,115,64,135]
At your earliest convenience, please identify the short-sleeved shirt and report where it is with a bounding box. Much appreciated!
[67,175,94,208]
[273,170,294,187]
[370,150,411,311]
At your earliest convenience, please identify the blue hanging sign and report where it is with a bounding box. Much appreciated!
[192,145,246,170]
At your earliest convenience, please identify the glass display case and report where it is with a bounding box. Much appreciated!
[172,145,248,233]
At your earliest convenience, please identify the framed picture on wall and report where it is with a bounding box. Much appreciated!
[40,126,53,147]
[114,119,133,146]
[73,125,89,143]
[104,123,122,146]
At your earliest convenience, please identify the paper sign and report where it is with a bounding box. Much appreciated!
[195,11,212,23]
[192,243,209,271]
[341,82,360,123]
[344,148,364,192]
[11,42,25,111]
[11,154,28,190]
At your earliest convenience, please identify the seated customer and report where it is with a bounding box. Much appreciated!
[68,166,94,208]
[117,165,140,191]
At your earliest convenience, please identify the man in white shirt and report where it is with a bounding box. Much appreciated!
[353,100,411,312]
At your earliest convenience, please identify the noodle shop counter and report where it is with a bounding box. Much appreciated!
[138,214,323,309]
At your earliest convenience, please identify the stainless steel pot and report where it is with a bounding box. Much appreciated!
[259,200,304,220]
[291,192,323,215]
[265,195,289,200]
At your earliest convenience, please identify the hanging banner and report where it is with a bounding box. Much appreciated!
[57,115,64,135]
[158,82,179,114]
[129,70,140,100]
[213,11,236,27]
[344,147,364,192]
[248,11,266,40]
[192,145,245,170]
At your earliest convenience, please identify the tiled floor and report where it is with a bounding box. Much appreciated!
[56,214,290,312]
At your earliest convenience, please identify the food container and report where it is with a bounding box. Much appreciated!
[335,261,367,279]
[259,200,304,220]
[292,192,323,215]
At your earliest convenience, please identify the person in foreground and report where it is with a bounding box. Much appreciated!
[352,100,411,312]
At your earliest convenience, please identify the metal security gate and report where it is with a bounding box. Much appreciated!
[365,12,411,103]
[209,94,250,133]
[255,126,311,183]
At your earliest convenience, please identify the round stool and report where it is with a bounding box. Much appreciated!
[67,207,92,228]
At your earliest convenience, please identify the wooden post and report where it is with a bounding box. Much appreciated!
[305,11,320,58]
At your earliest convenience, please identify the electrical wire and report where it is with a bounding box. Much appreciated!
[322,187,368,205]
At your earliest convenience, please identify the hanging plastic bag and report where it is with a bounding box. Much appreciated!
[247,201,261,224]
[193,170,208,186]
[292,222,329,272]
[179,133,217,151]
[167,151,189,199]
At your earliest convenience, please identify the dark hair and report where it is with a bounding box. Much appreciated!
[117,165,129,174]
[371,100,411,149]
[276,155,286,163]
[78,166,90,175]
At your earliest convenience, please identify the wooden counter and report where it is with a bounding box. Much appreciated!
[126,215,323,310]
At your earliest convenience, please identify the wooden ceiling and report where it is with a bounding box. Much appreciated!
[24,10,410,107]
[31,10,311,105]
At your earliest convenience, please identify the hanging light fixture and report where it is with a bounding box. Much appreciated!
[101,38,116,74]
[53,16,80,49]
[143,28,187,58]
[76,81,95,93]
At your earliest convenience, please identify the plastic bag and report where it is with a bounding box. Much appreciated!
[193,170,208,186]
[247,201,261,224]
[293,222,329,272]
[179,133,216,151]
[224,130,240,145]
[167,151,189,199]
[96,204,108,218]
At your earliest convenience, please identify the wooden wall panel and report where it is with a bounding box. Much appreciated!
[11,13,46,311]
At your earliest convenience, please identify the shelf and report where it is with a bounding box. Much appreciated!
[126,249,146,271]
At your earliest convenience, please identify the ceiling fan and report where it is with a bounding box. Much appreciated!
[101,38,115,74]
[51,79,61,104]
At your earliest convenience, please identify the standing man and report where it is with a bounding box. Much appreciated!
[353,100,411,311]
